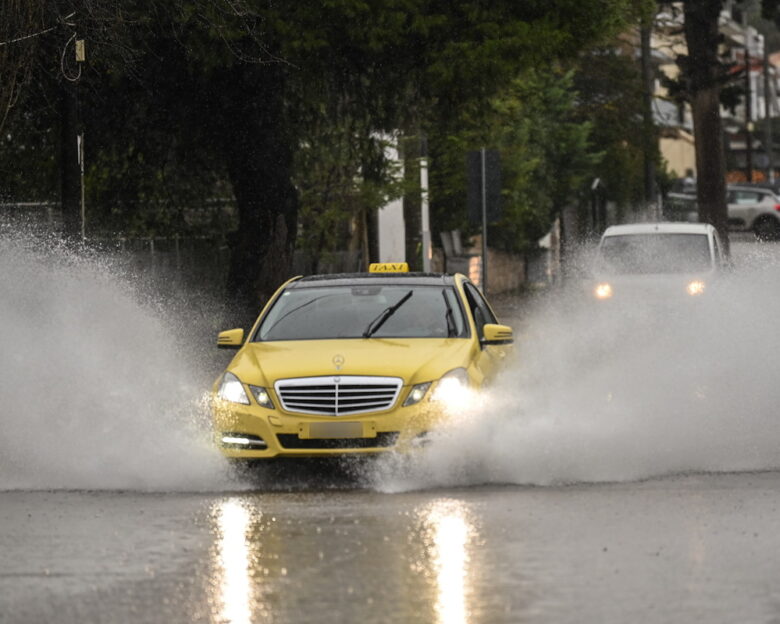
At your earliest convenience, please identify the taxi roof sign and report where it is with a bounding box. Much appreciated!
[369,262,409,273]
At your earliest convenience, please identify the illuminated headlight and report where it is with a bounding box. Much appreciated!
[249,385,275,409]
[594,282,613,299]
[217,372,250,405]
[686,280,705,296]
[431,368,471,406]
[403,382,432,406]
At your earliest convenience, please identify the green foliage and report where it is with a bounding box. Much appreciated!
[1,0,638,274]
[572,48,650,210]
[294,122,406,268]
[430,68,601,253]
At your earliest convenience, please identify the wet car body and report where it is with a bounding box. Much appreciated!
[211,266,513,459]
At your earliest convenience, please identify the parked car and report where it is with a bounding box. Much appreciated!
[726,185,780,240]
[663,185,780,240]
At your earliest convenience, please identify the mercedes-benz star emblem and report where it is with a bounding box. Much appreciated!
[332,354,345,370]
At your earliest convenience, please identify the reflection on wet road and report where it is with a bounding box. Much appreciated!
[422,499,473,624]
[212,500,257,624]
[206,495,477,624]
[6,473,780,623]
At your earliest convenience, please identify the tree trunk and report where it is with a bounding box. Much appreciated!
[690,87,729,243]
[219,64,298,314]
[682,0,730,254]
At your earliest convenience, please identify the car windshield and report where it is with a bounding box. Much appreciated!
[597,233,713,275]
[255,284,468,341]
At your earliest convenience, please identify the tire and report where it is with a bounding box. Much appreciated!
[753,216,780,241]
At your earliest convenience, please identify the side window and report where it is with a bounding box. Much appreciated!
[735,191,760,204]
[463,283,497,339]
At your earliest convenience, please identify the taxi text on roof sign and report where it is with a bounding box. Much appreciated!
[369,262,409,273]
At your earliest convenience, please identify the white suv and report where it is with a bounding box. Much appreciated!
[727,185,780,240]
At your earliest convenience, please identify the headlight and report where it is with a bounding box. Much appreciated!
[403,382,432,406]
[249,385,275,409]
[217,372,250,405]
[594,282,613,299]
[431,368,471,405]
[686,280,705,296]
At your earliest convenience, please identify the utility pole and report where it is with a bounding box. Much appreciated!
[640,13,657,213]
[764,41,774,183]
[745,41,753,182]
[76,38,86,240]
[59,13,84,240]
[419,135,431,272]
[480,147,488,295]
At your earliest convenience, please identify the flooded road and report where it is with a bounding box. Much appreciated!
[4,472,780,624]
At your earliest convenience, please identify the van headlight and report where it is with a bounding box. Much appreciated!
[217,372,250,405]
[594,282,613,299]
[431,368,471,407]
[686,280,705,296]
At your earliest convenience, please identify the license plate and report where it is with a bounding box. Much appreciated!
[302,422,371,439]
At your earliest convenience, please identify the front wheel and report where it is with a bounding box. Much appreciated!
[753,216,780,241]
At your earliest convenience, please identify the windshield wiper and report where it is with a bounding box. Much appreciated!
[442,289,457,337]
[363,290,413,338]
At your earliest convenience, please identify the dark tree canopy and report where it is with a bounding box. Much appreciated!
[2,0,635,308]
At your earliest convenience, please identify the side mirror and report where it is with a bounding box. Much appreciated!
[481,323,513,346]
[217,328,244,349]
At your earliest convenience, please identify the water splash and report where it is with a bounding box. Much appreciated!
[0,230,232,490]
[374,243,780,492]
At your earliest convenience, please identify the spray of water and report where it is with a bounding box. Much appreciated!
[6,224,780,493]
[374,243,780,492]
[0,230,233,490]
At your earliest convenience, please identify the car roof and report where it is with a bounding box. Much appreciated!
[601,222,715,237]
[289,272,458,289]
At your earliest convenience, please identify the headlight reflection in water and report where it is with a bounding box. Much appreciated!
[211,499,261,624]
[418,499,475,624]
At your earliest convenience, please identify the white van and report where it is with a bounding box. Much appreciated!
[590,222,726,302]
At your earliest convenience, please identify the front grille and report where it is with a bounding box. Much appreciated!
[277,432,400,450]
[274,376,402,416]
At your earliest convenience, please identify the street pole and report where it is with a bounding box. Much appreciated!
[480,147,488,295]
[419,149,431,272]
[746,43,753,182]
[764,42,774,183]
[78,133,85,240]
[76,37,85,240]
[640,14,657,209]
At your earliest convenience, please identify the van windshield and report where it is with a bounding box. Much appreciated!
[597,233,713,275]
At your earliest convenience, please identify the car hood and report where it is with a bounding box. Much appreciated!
[227,338,476,387]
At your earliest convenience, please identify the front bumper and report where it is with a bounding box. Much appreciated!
[211,397,447,459]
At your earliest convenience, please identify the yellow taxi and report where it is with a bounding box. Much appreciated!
[210,263,513,459]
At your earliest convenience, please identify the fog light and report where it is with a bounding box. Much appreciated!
[220,433,267,449]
